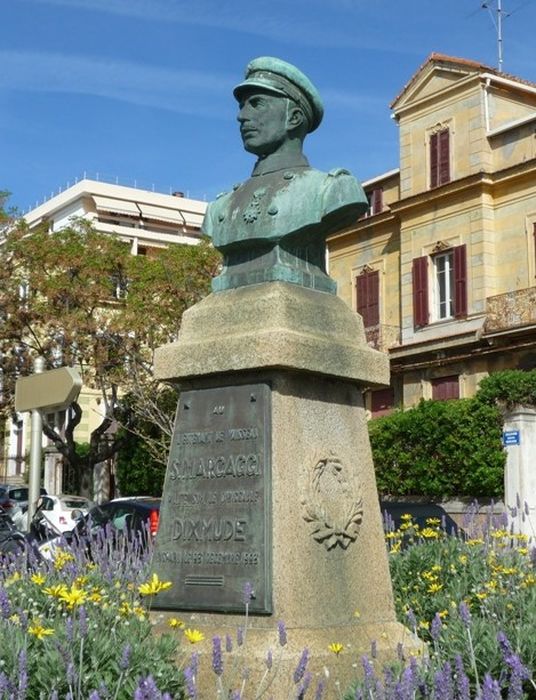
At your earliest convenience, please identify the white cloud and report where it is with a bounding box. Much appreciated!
[0,50,233,117]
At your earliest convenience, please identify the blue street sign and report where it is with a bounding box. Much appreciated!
[503,430,520,446]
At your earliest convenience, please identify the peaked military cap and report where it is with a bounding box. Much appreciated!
[233,56,324,133]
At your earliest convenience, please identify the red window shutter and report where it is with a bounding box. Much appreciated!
[430,132,439,188]
[371,387,395,417]
[439,129,450,185]
[372,188,383,215]
[412,256,429,327]
[454,244,467,318]
[356,270,379,328]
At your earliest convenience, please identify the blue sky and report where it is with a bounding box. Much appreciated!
[3,0,536,212]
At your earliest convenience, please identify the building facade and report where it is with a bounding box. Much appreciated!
[1,179,207,486]
[328,54,536,416]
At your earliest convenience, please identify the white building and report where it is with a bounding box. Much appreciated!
[2,179,207,488]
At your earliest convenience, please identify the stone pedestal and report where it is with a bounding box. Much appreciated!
[152,282,421,697]
[504,406,536,539]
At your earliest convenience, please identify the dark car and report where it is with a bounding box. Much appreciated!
[0,510,26,557]
[0,485,48,514]
[74,497,161,545]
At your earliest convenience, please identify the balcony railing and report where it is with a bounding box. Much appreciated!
[484,286,536,333]
[364,324,400,351]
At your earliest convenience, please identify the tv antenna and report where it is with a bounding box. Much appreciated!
[481,0,509,72]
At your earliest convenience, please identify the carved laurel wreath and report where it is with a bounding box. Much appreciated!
[301,451,363,550]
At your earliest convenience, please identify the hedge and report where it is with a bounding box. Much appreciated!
[368,397,505,499]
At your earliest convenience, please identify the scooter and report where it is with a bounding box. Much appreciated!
[0,509,27,558]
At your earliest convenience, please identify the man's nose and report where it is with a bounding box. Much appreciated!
[237,104,250,123]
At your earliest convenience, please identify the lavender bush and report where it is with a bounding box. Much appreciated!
[0,527,184,699]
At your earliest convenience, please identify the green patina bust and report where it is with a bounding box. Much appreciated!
[202,57,368,294]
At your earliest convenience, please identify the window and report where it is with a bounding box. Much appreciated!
[430,128,450,188]
[431,375,459,401]
[355,269,379,328]
[434,251,454,320]
[366,188,383,216]
[412,244,467,327]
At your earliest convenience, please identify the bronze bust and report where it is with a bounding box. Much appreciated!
[202,57,368,293]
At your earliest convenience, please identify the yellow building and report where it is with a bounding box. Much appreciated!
[329,53,536,416]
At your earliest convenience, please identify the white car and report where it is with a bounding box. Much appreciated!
[32,494,92,536]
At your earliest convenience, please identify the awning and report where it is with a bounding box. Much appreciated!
[137,203,186,225]
[92,196,140,217]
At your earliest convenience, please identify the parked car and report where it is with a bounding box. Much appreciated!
[30,494,93,538]
[75,497,161,544]
[0,485,47,515]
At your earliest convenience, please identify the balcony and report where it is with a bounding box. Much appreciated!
[484,287,536,333]
[364,324,401,352]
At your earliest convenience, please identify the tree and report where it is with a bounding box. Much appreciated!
[0,211,220,494]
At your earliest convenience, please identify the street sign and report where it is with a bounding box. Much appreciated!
[15,367,83,413]
[503,430,520,446]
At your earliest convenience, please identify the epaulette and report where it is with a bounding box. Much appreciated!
[328,168,351,177]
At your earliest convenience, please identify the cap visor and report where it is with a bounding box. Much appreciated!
[233,79,288,100]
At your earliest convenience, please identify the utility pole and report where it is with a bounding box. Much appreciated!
[27,356,45,526]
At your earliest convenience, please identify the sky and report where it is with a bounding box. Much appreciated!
[3,0,536,213]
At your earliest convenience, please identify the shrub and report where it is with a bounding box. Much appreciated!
[0,532,184,698]
[369,398,505,499]
[476,369,536,410]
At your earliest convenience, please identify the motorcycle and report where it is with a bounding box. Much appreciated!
[0,509,27,558]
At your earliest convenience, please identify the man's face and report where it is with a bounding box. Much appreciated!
[237,88,290,157]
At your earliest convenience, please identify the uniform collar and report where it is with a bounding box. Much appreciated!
[252,152,309,177]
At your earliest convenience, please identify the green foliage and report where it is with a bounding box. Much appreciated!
[369,398,505,498]
[388,515,536,693]
[0,546,184,698]
[476,369,536,409]
[116,388,177,495]
[116,432,166,497]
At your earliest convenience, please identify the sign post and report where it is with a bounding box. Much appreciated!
[15,363,83,527]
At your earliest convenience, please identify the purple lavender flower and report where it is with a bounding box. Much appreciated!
[225,634,233,653]
[17,649,28,698]
[431,612,443,641]
[134,676,161,700]
[459,601,471,627]
[242,581,254,605]
[434,662,453,700]
[277,620,287,647]
[293,649,309,685]
[361,655,375,693]
[78,605,88,638]
[229,692,240,700]
[65,616,74,643]
[314,681,324,700]
[236,626,244,647]
[297,671,312,698]
[0,587,11,618]
[88,692,101,700]
[481,673,501,700]
[49,691,59,700]
[183,666,197,700]
[119,643,131,671]
[454,655,470,700]
[265,649,273,670]
[212,636,224,677]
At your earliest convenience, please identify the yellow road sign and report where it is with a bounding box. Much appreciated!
[15,367,83,412]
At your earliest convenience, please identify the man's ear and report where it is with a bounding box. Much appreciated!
[286,106,306,132]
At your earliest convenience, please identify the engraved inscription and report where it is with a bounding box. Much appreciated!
[153,384,271,613]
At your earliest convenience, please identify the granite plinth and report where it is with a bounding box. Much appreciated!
[154,282,389,386]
